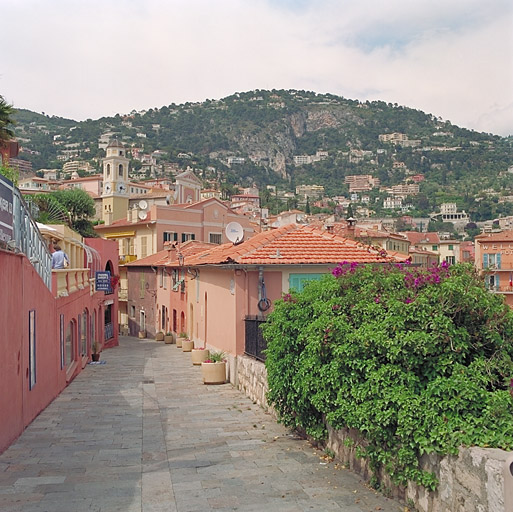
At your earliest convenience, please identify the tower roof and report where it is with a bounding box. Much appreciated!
[106,139,124,149]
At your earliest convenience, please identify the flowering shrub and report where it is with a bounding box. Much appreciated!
[263,262,513,490]
[204,350,226,363]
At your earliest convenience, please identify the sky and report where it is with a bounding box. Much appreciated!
[1,0,512,136]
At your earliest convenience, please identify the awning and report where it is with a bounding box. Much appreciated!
[104,231,135,239]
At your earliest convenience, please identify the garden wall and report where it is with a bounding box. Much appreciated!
[237,356,511,512]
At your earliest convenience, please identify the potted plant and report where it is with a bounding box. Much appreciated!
[191,347,210,365]
[92,340,100,362]
[164,331,174,344]
[177,332,187,348]
[155,331,165,341]
[201,351,227,384]
[182,338,194,352]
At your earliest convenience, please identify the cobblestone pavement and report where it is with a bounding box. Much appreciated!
[0,336,405,512]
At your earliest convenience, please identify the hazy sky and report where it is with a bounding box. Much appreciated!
[1,0,512,135]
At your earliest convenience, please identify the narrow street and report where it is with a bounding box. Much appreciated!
[0,336,404,512]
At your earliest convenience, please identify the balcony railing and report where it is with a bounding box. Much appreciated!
[52,268,92,298]
[11,187,52,289]
[489,285,513,294]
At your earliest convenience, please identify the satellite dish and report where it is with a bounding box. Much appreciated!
[225,222,244,244]
[138,200,148,210]
[138,210,148,220]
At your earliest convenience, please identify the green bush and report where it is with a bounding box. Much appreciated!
[263,262,513,489]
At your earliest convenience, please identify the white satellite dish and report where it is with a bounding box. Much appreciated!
[138,210,148,220]
[225,222,244,244]
[138,200,148,210]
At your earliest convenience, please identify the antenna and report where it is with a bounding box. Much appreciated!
[138,200,148,210]
[225,222,244,244]
[138,210,148,220]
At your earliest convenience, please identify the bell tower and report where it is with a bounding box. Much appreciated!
[102,139,129,224]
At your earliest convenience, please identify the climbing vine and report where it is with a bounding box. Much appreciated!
[263,262,513,490]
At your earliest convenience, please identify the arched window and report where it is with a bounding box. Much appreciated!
[106,163,110,176]
[119,164,123,177]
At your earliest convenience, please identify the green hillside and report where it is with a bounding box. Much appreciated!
[11,89,513,220]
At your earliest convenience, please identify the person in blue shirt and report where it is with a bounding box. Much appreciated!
[51,244,69,269]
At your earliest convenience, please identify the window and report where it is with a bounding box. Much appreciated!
[483,253,501,269]
[171,269,179,290]
[141,236,148,258]
[181,233,196,243]
[209,233,222,244]
[140,273,146,299]
[163,231,178,243]
[289,273,323,292]
[81,310,88,357]
[66,320,75,367]
[29,310,36,390]
[445,256,456,265]
[432,245,438,251]
[106,163,110,176]
[448,245,454,251]
[119,164,123,177]
[60,314,65,369]
[129,305,136,318]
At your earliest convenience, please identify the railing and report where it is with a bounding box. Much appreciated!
[244,315,267,362]
[489,285,513,293]
[12,188,52,289]
[52,269,91,298]
[105,322,114,340]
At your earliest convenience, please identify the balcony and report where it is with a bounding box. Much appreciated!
[119,255,137,264]
[118,287,128,301]
[489,285,513,294]
[52,268,92,298]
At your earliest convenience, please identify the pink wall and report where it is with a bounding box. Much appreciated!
[0,237,120,454]
[191,268,284,357]
[0,251,57,453]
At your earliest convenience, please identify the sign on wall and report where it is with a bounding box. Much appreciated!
[95,271,111,291]
[0,174,14,243]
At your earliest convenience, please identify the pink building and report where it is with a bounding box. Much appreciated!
[177,225,407,383]
[0,176,119,453]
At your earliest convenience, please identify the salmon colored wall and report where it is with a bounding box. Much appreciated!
[0,251,57,454]
[0,237,120,454]
[194,269,237,354]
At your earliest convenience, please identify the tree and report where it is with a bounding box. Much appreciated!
[305,197,311,214]
[51,189,97,237]
[0,96,15,144]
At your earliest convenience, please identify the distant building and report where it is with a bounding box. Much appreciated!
[295,184,325,199]
[345,175,380,192]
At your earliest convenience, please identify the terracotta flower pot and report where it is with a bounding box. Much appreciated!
[191,349,210,365]
[164,334,174,344]
[155,332,164,341]
[182,339,194,352]
[201,361,226,384]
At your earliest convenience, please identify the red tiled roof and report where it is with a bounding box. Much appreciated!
[94,213,153,230]
[185,225,406,266]
[475,230,513,242]
[400,231,440,245]
[125,240,213,267]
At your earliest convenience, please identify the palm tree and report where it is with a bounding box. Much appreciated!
[0,95,15,144]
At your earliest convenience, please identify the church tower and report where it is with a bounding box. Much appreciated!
[102,139,129,224]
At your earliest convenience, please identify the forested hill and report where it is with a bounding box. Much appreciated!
[12,89,513,219]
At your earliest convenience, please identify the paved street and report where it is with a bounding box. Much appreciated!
[0,336,404,512]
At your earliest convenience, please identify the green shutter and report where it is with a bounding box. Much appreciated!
[289,273,323,292]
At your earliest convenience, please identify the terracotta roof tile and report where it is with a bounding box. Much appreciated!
[475,230,513,242]
[185,225,406,266]
[125,240,213,267]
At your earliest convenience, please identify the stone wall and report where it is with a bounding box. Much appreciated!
[236,356,511,512]
[326,421,510,512]
[236,355,275,417]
